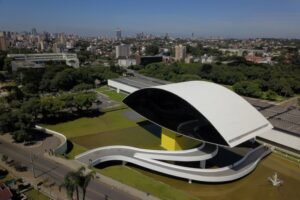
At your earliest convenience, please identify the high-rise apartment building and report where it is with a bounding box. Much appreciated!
[116,44,130,58]
[175,44,186,61]
[0,32,7,51]
[32,28,37,35]
[116,28,122,40]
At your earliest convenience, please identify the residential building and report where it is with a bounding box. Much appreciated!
[116,28,122,40]
[0,32,7,51]
[116,44,130,58]
[175,44,186,61]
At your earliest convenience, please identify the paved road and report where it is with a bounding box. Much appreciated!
[0,138,139,200]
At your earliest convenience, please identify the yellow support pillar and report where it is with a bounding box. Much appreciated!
[161,128,200,150]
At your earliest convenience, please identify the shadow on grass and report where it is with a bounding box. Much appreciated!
[137,121,161,138]
[39,109,104,125]
[65,140,74,154]
[94,161,123,169]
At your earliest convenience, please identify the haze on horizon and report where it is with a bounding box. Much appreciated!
[0,0,300,38]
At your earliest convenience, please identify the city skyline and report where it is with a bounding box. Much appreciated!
[0,0,300,38]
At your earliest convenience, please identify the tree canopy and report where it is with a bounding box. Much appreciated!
[138,62,300,99]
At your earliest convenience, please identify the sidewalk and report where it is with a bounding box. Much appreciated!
[0,159,68,200]
[45,154,160,200]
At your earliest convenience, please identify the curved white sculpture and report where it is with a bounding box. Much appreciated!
[124,81,273,147]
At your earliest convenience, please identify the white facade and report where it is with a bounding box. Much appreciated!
[201,54,215,64]
[107,79,138,94]
[8,53,80,68]
[118,58,136,67]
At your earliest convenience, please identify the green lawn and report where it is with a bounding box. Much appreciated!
[71,125,162,150]
[95,166,198,200]
[96,86,127,102]
[24,189,49,200]
[41,108,140,139]
[66,142,87,159]
[40,108,199,200]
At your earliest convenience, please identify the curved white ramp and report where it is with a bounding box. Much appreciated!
[75,144,270,182]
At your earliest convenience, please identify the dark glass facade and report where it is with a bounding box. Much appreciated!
[124,88,228,146]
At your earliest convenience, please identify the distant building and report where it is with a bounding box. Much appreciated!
[245,54,272,64]
[31,28,37,35]
[185,55,194,63]
[175,44,186,61]
[0,32,8,51]
[116,44,130,58]
[118,58,136,67]
[136,55,162,66]
[116,28,122,40]
[8,53,80,71]
[59,33,66,45]
[201,54,215,64]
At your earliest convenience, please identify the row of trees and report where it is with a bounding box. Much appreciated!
[138,62,300,99]
[17,64,121,95]
[0,60,125,143]
[0,84,97,142]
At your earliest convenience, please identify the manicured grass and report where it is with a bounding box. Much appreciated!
[95,166,198,200]
[96,86,127,102]
[71,125,163,150]
[40,109,140,139]
[66,142,87,159]
[24,189,49,200]
[128,154,300,200]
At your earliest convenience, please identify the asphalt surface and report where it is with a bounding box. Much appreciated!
[0,138,138,200]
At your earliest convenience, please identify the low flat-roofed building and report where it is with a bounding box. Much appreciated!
[7,53,80,69]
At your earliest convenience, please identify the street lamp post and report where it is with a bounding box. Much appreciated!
[30,152,36,178]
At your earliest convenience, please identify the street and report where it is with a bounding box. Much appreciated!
[0,138,139,200]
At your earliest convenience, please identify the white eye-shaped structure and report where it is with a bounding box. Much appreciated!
[76,81,273,182]
[124,81,273,147]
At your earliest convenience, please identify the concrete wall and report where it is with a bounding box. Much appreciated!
[107,79,138,94]
[35,125,67,155]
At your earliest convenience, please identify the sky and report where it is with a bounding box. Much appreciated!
[0,0,300,38]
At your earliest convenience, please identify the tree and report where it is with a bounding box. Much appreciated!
[60,170,78,200]
[78,167,95,200]
[71,83,94,92]
[73,92,96,112]
[233,81,263,98]
[201,64,213,74]
[265,90,277,101]
[145,45,159,56]
[40,96,64,119]
[60,167,95,200]
[50,68,78,91]
[21,98,41,120]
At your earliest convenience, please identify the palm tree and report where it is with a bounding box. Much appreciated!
[60,167,95,200]
[78,167,96,200]
[59,171,77,200]
[60,168,83,200]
